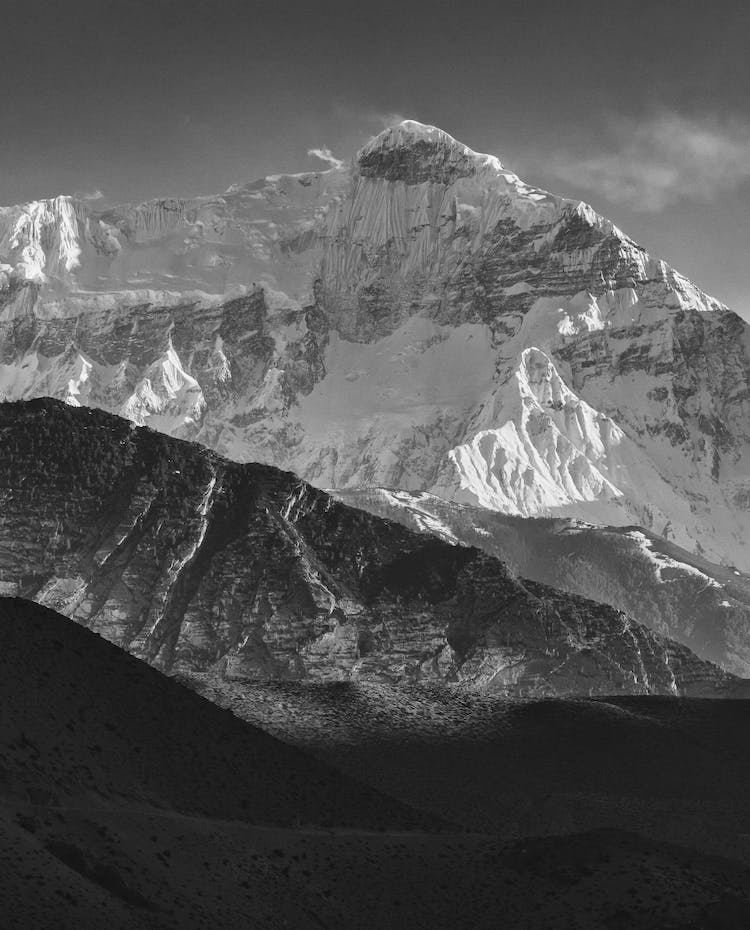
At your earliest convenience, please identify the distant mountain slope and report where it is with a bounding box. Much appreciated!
[0,398,737,697]
[334,487,750,676]
[0,121,749,570]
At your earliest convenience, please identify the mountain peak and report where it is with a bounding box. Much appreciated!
[366,119,462,148]
[358,119,504,184]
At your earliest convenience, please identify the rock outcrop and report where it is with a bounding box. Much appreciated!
[0,121,749,570]
[0,398,737,697]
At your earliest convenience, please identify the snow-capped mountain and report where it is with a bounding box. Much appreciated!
[1,120,748,569]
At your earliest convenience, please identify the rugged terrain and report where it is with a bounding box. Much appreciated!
[2,117,750,925]
[335,487,750,676]
[3,597,750,930]
[0,398,739,697]
[0,121,749,570]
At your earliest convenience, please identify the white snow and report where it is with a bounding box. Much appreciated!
[379,489,459,544]
[444,348,626,514]
[0,196,81,284]
[299,319,494,423]
[121,342,206,430]
[628,530,723,587]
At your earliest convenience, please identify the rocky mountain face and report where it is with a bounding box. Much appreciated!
[0,398,738,697]
[335,488,750,676]
[0,121,748,572]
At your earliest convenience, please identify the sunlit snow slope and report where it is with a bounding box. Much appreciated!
[0,120,748,569]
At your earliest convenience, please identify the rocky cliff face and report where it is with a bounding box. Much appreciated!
[334,487,750,677]
[0,399,736,696]
[1,121,748,570]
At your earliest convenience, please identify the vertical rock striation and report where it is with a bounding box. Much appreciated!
[0,398,737,696]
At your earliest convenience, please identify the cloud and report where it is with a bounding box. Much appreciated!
[332,100,408,130]
[331,106,415,152]
[74,188,105,202]
[546,112,750,212]
[367,110,408,130]
[307,146,344,170]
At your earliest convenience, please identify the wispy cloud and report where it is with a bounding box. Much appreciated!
[367,110,408,131]
[546,112,750,212]
[339,108,413,150]
[74,188,105,202]
[307,147,344,170]
[332,100,408,131]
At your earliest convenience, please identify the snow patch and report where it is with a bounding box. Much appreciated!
[379,489,459,544]
[0,196,81,284]
[446,348,626,514]
[122,342,205,430]
[628,531,723,588]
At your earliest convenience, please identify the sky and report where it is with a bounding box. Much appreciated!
[2,0,748,317]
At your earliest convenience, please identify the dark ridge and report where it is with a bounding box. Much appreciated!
[0,397,739,697]
[0,595,437,832]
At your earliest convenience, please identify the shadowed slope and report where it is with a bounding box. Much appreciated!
[0,596,430,830]
[3,598,750,929]
[194,675,750,863]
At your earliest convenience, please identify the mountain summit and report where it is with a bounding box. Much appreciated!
[0,122,748,570]
[358,120,507,183]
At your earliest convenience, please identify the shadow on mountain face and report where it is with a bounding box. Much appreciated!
[193,675,750,863]
[0,597,431,831]
[3,597,750,929]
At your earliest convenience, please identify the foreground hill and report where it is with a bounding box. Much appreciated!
[1,121,749,571]
[2,597,750,929]
[0,398,739,697]
[0,597,426,830]
[335,487,750,676]
[196,675,750,858]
